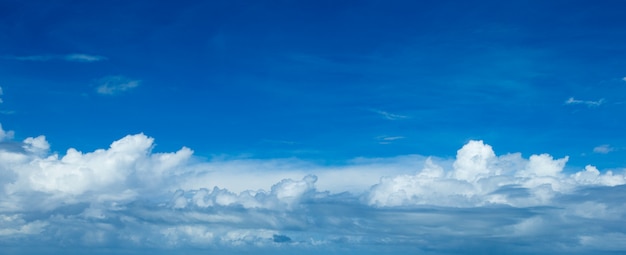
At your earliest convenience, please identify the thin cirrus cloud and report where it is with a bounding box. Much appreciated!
[2,53,107,63]
[95,75,141,95]
[376,135,405,144]
[0,124,625,254]
[565,97,605,107]
[371,109,409,120]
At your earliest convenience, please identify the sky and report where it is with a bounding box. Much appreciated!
[1,0,626,254]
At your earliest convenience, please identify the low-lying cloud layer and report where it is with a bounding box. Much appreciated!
[0,124,624,254]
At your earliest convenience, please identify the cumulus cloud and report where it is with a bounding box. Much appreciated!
[0,123,625,254]
[367,140,623,208]
[95,76,141,95]
[565,97,605,107]
[2,54,106,62]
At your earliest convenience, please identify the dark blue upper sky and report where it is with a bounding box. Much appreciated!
[2,0,626,169]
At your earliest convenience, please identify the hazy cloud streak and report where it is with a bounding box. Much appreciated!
[565,97,605,107]
[96,76,141,95]
[372,109,409,120]
[2,54,106,62]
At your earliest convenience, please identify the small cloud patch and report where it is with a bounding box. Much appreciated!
[593,144,614,154]
[377,136,405,144]
[64,54,107,62]
[565,97,604,107]
[96,76,140,95]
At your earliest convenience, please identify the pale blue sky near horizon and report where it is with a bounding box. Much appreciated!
[1,0,626,254]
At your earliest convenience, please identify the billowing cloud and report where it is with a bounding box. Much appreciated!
[2,54,106,62]
[95,76,141,95]
[367,140,622,208]
[565,97,605,107]
[0,123,625,254]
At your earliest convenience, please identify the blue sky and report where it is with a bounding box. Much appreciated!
[1,0,626,254]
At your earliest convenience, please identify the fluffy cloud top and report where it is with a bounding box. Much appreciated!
[0,123,625,254]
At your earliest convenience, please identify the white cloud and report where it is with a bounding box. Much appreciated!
[371,109,409,120]
[565,97,605,107]
[2,54,106,62]
[0,123,625,254]
[367,140,622,208]
[95,76,141,95]
[593,144,614,154]
[22,136,50,155]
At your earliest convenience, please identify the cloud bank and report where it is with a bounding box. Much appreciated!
[0,124,625,254]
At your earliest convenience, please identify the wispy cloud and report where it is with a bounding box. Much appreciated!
[376,135,405,144]
[372,109,409,120]
[95,76,140,95]
[565,97,605,107]
[593,144,615,154]
[2,54,106,62]
[63,54,107,62]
